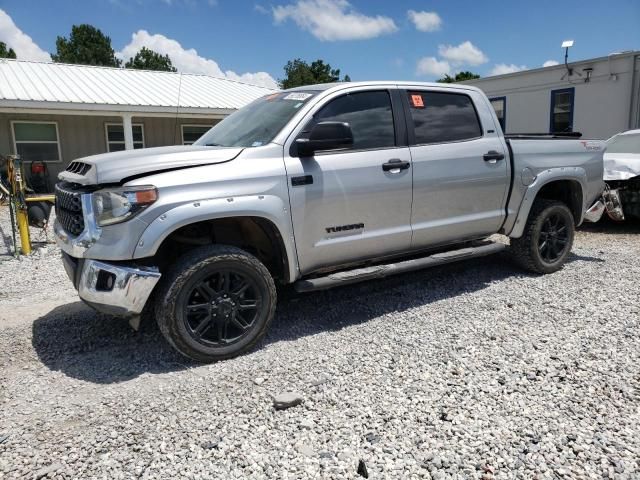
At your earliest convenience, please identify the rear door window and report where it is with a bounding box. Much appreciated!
[407,91,482,144]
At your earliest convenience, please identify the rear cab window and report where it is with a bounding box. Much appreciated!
[406,91,483,145]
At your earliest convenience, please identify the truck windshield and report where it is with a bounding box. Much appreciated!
[607,133,640,154]
[195,91,319,148]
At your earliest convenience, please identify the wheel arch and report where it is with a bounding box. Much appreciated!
[134,196,298,283]
[509,169,586,238]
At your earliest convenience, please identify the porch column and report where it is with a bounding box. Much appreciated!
[122,113,134,150]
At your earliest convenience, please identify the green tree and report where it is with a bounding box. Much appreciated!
[124,47,177,72]
[437,71,480,83]
[279,58,350,89]
[51,24,121,67]
[0,42,17,59]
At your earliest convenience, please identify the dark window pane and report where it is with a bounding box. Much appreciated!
[183,125,211,144]
[551,89,573,132]
[14,123,57,142]
[408,91,482,144]
[132,125,143,143]
[313,91,395,150]
[490,98,505,131]
[133,143,144,149]
[107,125,124,142]
[107,124,144,143]
[16,142,59,161]
[108,143,125,152]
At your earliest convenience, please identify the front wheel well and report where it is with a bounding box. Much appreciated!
[152,217,290,283]
[534,180,583,224]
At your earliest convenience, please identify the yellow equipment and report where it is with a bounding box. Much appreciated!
[3,155,55,256]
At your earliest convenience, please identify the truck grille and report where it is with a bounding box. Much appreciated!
[55,183,85,236]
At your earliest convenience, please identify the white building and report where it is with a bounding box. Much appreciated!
[464,50,640,139]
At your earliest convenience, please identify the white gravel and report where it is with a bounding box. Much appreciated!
[1,204,639,479]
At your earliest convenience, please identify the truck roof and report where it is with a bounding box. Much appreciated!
[288,81,483,95]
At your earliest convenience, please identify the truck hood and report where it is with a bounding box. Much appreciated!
[603,152,640,181]
[58,145,243,185]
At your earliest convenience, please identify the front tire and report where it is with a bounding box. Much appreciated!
[511,200,575,274]
[155,245,277,362]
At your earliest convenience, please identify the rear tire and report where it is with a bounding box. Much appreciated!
[510,200,575,274]
[155,245,277,362]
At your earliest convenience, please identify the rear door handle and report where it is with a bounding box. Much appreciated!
[382,159,410,172]
[483,150,505,163]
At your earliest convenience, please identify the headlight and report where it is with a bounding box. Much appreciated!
[92,185,158,226]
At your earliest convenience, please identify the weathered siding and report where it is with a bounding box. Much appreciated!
[466,52,640,139]
[0,113,221,181]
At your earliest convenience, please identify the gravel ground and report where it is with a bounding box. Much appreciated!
[1,205,639,479]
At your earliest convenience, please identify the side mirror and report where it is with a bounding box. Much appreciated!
[295,121,353,157]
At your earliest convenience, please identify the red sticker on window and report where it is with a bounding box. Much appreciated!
[410,94,424,108]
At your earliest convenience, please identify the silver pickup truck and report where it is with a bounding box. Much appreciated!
[54,81,605,362]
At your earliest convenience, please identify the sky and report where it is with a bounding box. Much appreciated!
[0,0,638,88]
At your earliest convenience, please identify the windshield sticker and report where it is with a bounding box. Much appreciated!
[284,92,313,101]
[294,102,304,109]
[251,141,263,147]
[410,94,425,108]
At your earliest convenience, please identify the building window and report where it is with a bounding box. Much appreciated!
[182,125,212,145]
[407,91,482,145]
[550,88,574,133]
[12,121,61,162]
[490,97,506,132]
[105,123,145,152]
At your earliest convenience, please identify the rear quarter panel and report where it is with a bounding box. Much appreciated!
[504,139,605,237]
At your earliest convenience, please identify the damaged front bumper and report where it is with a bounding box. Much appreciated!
[62,252,161,317]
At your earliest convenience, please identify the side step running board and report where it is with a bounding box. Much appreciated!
[293,241,506,293]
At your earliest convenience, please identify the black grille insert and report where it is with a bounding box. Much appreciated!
[55,183,85,236]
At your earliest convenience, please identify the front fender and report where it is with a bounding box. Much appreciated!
[507,167,587,238]
[133,194,299,282]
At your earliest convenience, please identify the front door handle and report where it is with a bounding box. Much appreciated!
[382,159,410,172]
[483,150,505,163]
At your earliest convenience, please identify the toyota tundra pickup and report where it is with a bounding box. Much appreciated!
[54,82,605,362]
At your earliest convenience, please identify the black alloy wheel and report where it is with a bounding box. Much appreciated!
[537,213,570,263]
[182,269,261,347]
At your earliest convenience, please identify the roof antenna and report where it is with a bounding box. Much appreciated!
[561,40,581,80]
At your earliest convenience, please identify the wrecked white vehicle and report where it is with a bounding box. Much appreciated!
[604,129,640,220]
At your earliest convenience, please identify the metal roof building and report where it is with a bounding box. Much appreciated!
[0,59,276,188]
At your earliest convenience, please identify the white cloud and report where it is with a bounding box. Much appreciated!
[117,30,278,88]
[0,9,50,61]
[438,41,488,66]
[416,57,451,78]
[489,63,528,76]
[272,0,397,41]
[543,60,559,67]
[407,10,442,32]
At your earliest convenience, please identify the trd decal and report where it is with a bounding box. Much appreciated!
[325,223,365,234]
